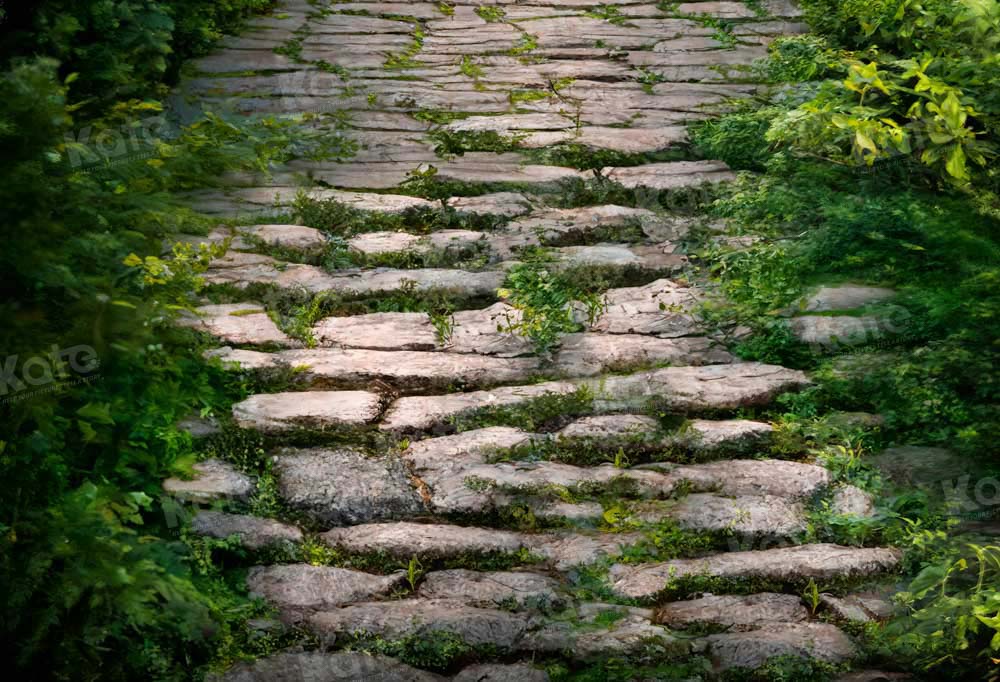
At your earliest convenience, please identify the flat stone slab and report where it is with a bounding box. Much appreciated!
[247,564,406,615]
[587,278,706,337]
[308,599,532,649]
[236,224,327,251]
[322,522,530,560]
[232,390,383,432]
[447,192,534,217]
[421,460,678,516]
[506,205,659,244]
[602,161,735,190]
[586,363,810,412]
[666,493,807,540]
[524,610,680,660]
[404,427,535,471]
[163,459,254,503]
[697,622,856,671]
[553,333,733,374]
[204,253,505,296]
[667,418,773,456]
[212,347,539,390]
[380,380,578,432]
[557,414,661,440]
[191,511,302,549]
[179,303,294,347]
[552,243,686,271]
[211,652,444,682]
[274,448,423,526]
[452,665,549,682]
[820,592,893,623]
[313,312,438,350]
[671,459,831,498]
[609,543,902,600]
[655,593,808,630]
[418,569,563,609]
[347,229,485,256]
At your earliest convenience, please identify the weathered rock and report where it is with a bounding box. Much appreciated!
[672,459,830,498]
[529,531,643,571]
[452,664,549,682]
[213,346,539,390]
[191,511,302,549]
[697,622,856,671]
[666,493,808,540]
[586,363,810,413]
[555,334,732,375]
[830,485,877,518]
[210,652,444,682]
[820,592,894,623]
[602,161,735,190]
[236,224,327,251]
[447,192,533,217]
[655,593,808,630]
[307,599,531,649]
[404,427,535,472]
[179,303,294,347]
[246,564,406,615]
[588,278,706,337]
[313,311,437,350]
[274,448,423,526]
[418,570,563,609]
[525,610,682,660]
[380,380,578,432]
[163,459,254,502]
[322,522,531,560]
[609,544,902,600]
[557,414,661,440]
[666,419,773,456]
[232,390,382,432]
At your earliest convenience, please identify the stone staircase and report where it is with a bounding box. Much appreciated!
[164,1,907,679]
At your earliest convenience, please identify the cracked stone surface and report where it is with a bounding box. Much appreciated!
[274,448,424,526]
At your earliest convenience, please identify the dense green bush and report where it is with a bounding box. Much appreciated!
[696,1,1000,676]
[0,2,323,678]
[0,1,274,111]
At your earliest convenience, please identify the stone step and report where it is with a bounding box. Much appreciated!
[601,160,736,190]
[416,569,565,609]
[191,511,302,549]
[696,622,857,673]
[381,362,808,432]
[232,390,384,432]
[247,564,407,617]
[190,277,708,349]
[608,543,903,601]
[304,598,684,661]
[213,334,729,394]
[654,592,809,630]
[321,522,643,570]
[273,447,424,526]
[204,252,506,296]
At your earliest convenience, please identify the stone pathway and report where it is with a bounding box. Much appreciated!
[166,2,908,679]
